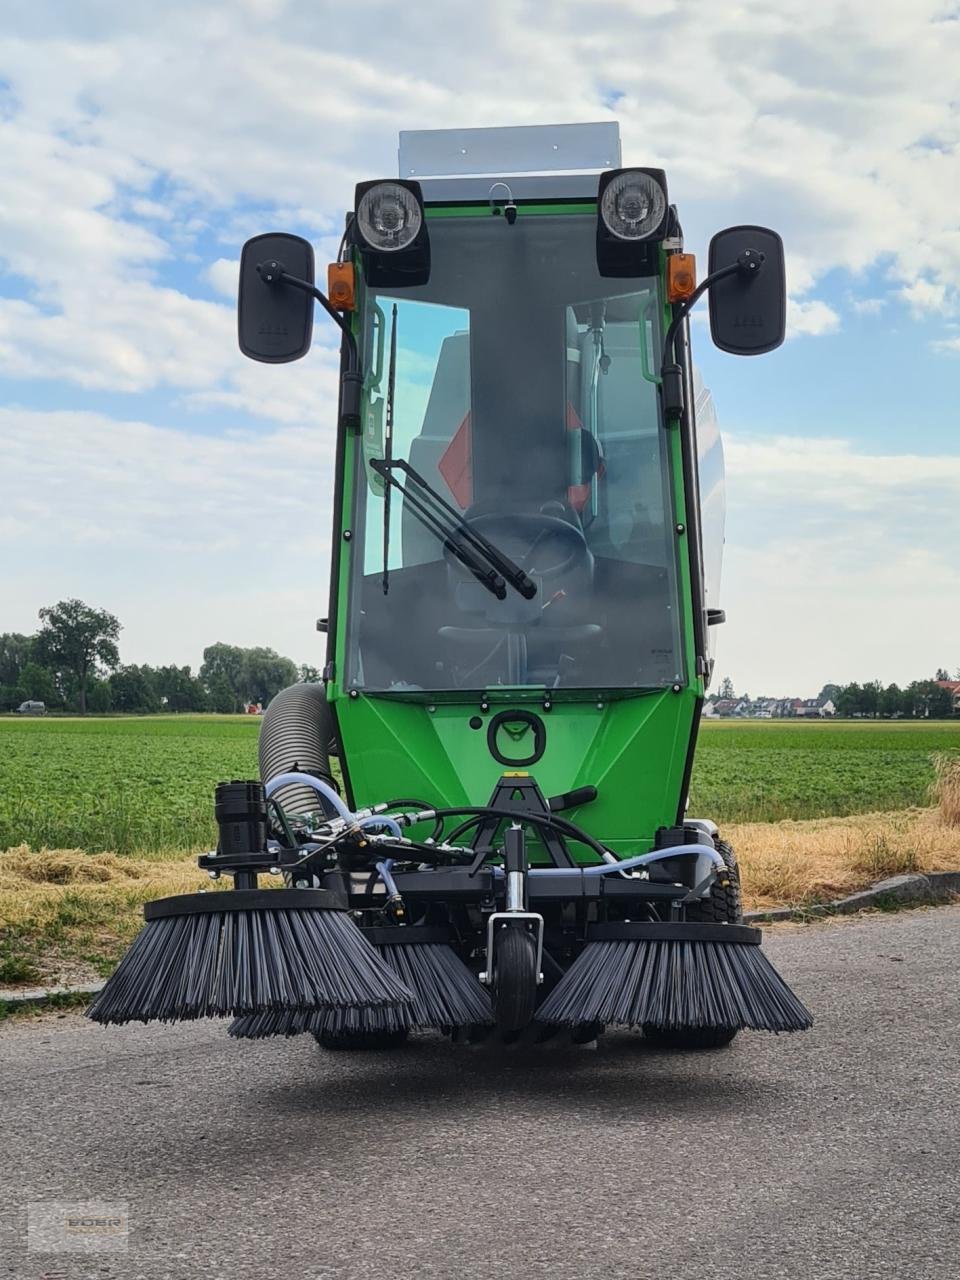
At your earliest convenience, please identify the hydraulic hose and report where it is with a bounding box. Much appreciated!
[359,815,403,839]
[525,844,726,877]
[264,772,352,823]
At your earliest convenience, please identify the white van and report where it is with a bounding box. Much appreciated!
[16,700,46,715]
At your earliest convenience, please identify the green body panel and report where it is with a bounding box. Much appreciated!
[335,689,697,857]
[326,203,704,855]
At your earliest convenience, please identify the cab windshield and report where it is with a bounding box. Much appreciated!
[345,211,683,694]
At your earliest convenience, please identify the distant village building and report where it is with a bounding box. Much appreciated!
[936,680,960,713]
[706,694,836,719]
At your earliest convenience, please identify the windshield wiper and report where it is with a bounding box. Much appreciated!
[369,457,537,602]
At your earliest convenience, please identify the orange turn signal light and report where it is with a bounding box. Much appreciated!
[327,262,356,311]
[666,253,697,303]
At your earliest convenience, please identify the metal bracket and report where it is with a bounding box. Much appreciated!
[480,911,545,985]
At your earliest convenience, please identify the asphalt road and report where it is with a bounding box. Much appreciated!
[1,906,958,1280]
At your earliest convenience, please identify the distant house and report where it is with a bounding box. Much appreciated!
[936,680,960,712]
[796,698,835,717]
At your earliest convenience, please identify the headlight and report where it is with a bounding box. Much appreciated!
[600,170,667,241]
[356,182,423,253]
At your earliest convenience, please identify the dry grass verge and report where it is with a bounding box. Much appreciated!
[728,807,960,911]
[931,752,960,827]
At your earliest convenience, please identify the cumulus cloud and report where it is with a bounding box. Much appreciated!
[786,297,841,338]
[0,406,339,665]
[715,431,960,693]
[1,2,959,686]
[0,0,959,406]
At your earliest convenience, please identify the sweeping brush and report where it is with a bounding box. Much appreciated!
[86,889,415,1026]
[536,922,812,1034]
[229,925,493,1039]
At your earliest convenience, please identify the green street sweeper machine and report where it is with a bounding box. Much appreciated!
[89,123,811,1047]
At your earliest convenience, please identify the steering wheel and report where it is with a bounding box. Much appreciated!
[443,510,591,593]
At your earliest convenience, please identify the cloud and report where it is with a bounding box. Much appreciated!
[0,406,339,665]
[207,258,239,300]
[714,431,960,694]
[786,297,841,337]
[899,277,951,316]
[849,296,886,315]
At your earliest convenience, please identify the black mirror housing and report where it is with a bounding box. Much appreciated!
[238,233,314,363]
[708,226,786,355]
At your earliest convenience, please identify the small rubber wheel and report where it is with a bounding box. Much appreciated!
[314,1028,410,1051]
[641,1025,739,1051]
[492,925,539,1033]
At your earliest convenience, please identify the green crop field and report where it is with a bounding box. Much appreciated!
[0,716,260,856]
[692,719,960,823]
[0,714,958,855]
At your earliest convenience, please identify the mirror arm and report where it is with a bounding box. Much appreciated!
[274,270,361,376]
[659,259,749,422]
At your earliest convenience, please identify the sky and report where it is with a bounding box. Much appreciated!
[1,0,958,698]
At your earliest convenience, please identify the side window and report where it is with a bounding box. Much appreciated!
[582,291,669,567]
[362,299,470,574]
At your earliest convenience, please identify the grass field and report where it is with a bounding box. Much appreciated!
[692,719,960,822]
[0,716,259,856]
[1,714,958,855]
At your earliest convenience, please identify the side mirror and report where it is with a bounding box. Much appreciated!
[238,233,314,363]
[708,226,786,356]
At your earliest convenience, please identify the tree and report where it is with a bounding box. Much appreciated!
[935,668,951,682]
[153,665,207,712]
[298,664,322,684]
[244,647,297,705]
[200,643,248,709]
[717,676,736,700]
[86,678,113,713]
[14,662,58,706]
[207,673,239,714]
[906,680,954,719]
[108,665,159,713]
[0,633,35,687]
[35,600,121,715]
[861,680,882,719]
[836,682,861,717]
[200,642,298,709]
[818,683,841,705]
[879,683,902,719]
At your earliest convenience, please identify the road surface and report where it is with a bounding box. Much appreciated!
[1,906,958,1279]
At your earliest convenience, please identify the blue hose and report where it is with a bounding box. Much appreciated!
[375,858,400,898]
[522,844,726,877]
[264,771,353,823]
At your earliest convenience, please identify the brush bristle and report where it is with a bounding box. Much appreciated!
[536,939,812,1033]
[86,907,414,1025]
[228,941,493,1039]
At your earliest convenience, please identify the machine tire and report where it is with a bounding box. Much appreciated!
[641,1025,739,1051]
[683,838,742,925]
[314,1028,410,1051]
[492,925,539,1034]
[644,838,741,1052]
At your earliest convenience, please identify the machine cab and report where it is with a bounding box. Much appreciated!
[350,197,683,695]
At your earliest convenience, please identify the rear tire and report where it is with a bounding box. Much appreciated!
[492,925,539,1033]
[642,1025,739,1050]
[644,837,741,1052]
[683,838,742,925]
[315,1028,409,1051]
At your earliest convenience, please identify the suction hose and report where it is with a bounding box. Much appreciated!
[258,683,339,818]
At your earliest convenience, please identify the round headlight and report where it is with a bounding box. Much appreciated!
[356,182,423,253]
[600,171,667,241]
